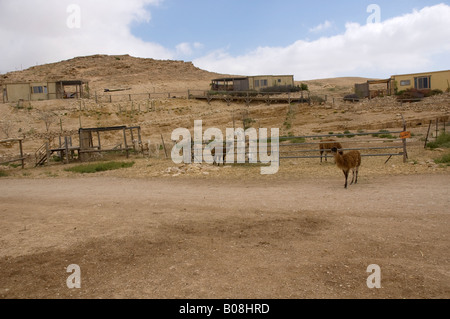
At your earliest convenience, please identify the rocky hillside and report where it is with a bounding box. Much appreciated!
[0,54,226,93]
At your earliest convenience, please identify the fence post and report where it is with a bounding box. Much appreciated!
[123,128,129,159]
[64,136,69,164]
[401,115,408,163]
[424,120,432,148]
[45,141,50,166]
[19,139,24,169]
[436,118,439,140]
[161,134,168,159]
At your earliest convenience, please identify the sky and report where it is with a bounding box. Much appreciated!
[0,0,449,80]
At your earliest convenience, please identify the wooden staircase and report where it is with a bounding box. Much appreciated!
[35,142,49,167]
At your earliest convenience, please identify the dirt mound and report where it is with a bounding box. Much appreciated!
[0,54,225,93]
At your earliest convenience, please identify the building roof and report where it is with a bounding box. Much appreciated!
[212,75,294,81]
[391,69,450,77]
[1,79,88,85]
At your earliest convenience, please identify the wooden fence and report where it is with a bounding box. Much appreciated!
[93,89,336,106]
[0,138,25,169]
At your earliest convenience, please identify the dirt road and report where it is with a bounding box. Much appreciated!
[0,174,449,299]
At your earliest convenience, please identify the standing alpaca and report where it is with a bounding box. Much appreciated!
[331,147,361,189]
[211,144,227,166]
[320,139,343,163]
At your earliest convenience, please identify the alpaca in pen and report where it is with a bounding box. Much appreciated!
[211,144,227,166]
[319,139,343,163]
[331,147,361,189]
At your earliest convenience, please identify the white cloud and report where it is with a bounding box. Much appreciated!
[309,20,332,33]
[176,42,204,56]
[0,0,172,73]
[194,4,450,79]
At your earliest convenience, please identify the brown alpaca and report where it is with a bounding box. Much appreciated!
[331,147,361,188]
[320,139,343,163]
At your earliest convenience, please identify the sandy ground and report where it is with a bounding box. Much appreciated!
[0,170,449,299]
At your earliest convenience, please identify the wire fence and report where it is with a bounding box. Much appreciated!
[169,129,409,165]
[92,89,338,106]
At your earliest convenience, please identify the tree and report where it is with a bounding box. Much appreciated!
[0,120,13,138]
[39,111,56,132]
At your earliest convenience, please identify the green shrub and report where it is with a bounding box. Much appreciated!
[300,83,309,91]
[65,161,135,174]
[310,95,325,104]
[372,130,394,139]
[344,130,355,138]
[0,170,8,177]
[281,136,305,144]
[434,153,450,166]
[260,85,302,93]
[427,132,450,149]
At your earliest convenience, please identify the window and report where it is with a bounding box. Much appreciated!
[400,80,411,86]
[278,79,282,83]
[414,76,431,90]
[260,79,268,87]
[254,80,260,87]
[32,86,47,94]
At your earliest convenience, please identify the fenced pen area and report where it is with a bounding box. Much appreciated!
[92,89,335,107]
[179,128,410,166]
[277,130,408,164]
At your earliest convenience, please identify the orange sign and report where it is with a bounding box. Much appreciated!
[400,131,411,139]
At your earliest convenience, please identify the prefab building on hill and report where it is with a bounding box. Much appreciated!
[390,70,450,94]
[1,80,89,103]
[211,75,294,92]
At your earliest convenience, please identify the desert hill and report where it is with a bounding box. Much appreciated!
[0,54,371,96]
[0,54,226,93]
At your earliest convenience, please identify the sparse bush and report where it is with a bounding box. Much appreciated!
[344,130,355,138]
[0,170,8,177]
[395,88,442,100]
[260,85,302,93]
[372,130,394,139]
[434,153,450,166]
[427,132,450,149]
[430,89,444,96]
[39,111,56,132]
[243,117,255,130]
[0,120,13,138]
[65,161,135,174]
[280,136,305,144]
[310,95,325,104]
[300,83,309,91]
